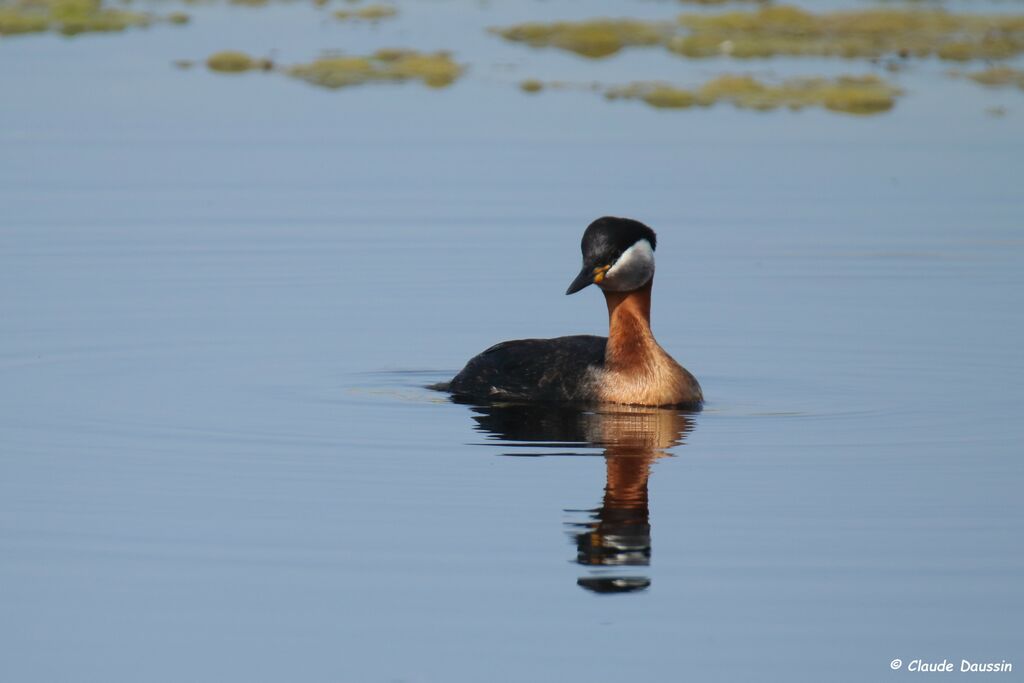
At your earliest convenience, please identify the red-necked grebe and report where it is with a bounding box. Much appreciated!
[446,217,702,408]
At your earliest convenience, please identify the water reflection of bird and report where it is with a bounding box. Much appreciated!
[467,402,694,594]
[443,217,702,409]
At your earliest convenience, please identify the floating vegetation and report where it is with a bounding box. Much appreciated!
[605,74,900,115]
[678,0,767,4]
[964,66,1024,90]
[286,49,462,89]
[201,48,461,89]
[492,8,1024,62]
[617,84,696,108]
[207,50,255,72]
[670,5,1024,61]
[490,19,670,59]
[520,79,544,93]
[206,50,272,72]
[333,4,395,21]
[0,0,168,36]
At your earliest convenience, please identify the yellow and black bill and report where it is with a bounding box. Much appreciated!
[566,264,611,295]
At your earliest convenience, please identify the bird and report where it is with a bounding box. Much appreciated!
[444,216,702,408]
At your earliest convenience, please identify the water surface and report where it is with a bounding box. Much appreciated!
[2,1,1023,681]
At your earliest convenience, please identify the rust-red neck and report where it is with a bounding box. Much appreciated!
[603,279,655,368]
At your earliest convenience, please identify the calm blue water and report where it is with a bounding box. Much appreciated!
[2,1,1023,681]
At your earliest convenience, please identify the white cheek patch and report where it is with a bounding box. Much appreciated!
[602,239,655,291]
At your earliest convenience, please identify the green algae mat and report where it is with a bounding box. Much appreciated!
[5,0,1024,117]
